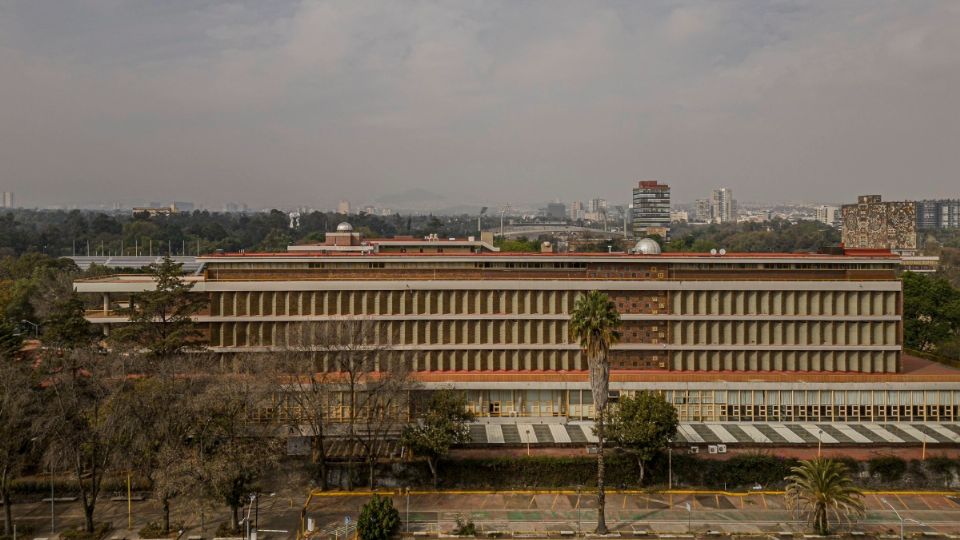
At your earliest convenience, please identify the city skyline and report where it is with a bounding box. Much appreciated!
[2,1,959,208]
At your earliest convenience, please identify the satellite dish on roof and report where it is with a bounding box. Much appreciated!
[710,248,718,255]
[719,248,727,255]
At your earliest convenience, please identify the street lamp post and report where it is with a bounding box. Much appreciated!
[817,429,823,457]
[50,459,55,534]
[667,441,673,490]
[685,501,692,533]
[405,487,410,533]
[526,427,532,456]
[881,498,904,540]
[576,486,582,535]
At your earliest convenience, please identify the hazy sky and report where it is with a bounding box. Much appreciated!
[2,1,959,209]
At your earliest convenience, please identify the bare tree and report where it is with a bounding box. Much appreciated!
[274,351,333,490]
[180,373,280,532]
[123,355,212,534]
[40,348,136,533]
[0,356,40,535]
[286,320,413,490]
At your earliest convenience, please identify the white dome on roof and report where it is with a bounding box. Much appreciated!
[633,238,662,255]
[336,222,353,232]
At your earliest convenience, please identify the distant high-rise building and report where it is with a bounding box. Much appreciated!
[815,205,840,227]
[173,201,194,212]
[711,188,736,223]
[585,198,607,221]
[546,202,567,221]
[1,192,13,209]
[337,200,351,215]
[916,199,960,229]
[670,210,688,223]
[631,180,671,238]
[695,199,711,222]
[569,200,584,221]
[841,195,917,254]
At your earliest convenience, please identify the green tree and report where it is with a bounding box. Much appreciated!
[785,457,865,535]
[42,292,93,349]
[607,392,678,485]
[0,320,23,360]
[401,390,474,488]
[494,236,540,252]
[569,291,621,534]
[902,272,960,353]
[357,494,400,540]
[114,256,208,356]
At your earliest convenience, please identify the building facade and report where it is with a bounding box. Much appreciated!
[841,195,917,254]
[695,199,711,222]
[77,239,960,428]
[711,188,736,223]
[816,205,839,227]
[546,202,567,221]
[916,199,960,229]
[631,180,671,238]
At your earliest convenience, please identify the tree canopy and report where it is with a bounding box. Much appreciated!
[902,271,960,358]
[401,390,474,488]
[785,457,864,535]
[607,392,679,485]
[113,255,208,356]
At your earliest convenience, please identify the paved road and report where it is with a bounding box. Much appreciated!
[304,490,960,537]
[8,490,960,539]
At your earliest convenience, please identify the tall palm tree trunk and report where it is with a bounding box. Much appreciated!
[595,407,608,534]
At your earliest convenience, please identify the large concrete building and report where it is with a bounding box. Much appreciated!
[631,181,671,238]
[841,195,917,254]
[815,205,839,227]
[916,199,960,230]
[77,226,960,438]
[711,188,736,223]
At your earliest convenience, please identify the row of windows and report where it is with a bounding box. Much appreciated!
[210,290,593,317]
[672,290,899,316]
[671,320,899,346]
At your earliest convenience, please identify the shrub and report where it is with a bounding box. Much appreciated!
[215,522,239,537]
[869,456,907,483]
[926,456,956,478]
[834,456,861,477]
[357,494,400,540]
[139,521,182,539]
[453,514,478,536]
[907,460,928,484]
[0,524,35,540]
[60,523,111,540]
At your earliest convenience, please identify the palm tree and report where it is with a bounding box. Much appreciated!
[569,291,621,534]
[785,457,865,535]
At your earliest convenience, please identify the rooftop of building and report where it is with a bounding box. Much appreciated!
[198,249,900,260]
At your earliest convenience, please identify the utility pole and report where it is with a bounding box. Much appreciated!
[499,205,511,238]
[478,206,488,237]
[50,460,55,534]
[668,443,673,490]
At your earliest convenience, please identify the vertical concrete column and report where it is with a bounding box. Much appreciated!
[103,293,110,315]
